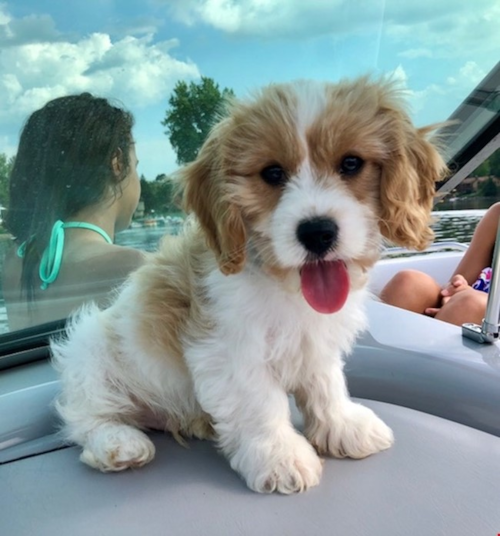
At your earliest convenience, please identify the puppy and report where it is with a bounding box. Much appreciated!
[52,76,446,494]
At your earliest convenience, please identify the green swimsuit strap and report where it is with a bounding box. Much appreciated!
[17,220,113,290]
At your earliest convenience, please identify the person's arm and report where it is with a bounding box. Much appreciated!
[451,202,500,285]
[425,203,500,317]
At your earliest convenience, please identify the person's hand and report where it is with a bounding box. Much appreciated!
[424,275,469,317]
[440,274,469,298]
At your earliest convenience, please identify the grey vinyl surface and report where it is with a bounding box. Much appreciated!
[2,300,500,535]
[2,398,500,536]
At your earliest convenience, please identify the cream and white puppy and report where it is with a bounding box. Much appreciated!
[52,77,446,494]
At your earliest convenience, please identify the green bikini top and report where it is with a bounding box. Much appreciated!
[17,220,113,290]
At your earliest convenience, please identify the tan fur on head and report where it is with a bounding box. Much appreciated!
[179,76,447,275]
[179,121,247,275]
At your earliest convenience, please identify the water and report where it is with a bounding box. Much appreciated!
[430,195,499,244]
[434,196,497,212]
[0,208,492,335]
[431,209,484,244]
[115,224,181,251]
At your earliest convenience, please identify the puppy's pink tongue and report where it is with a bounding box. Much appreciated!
[300,260,349,314]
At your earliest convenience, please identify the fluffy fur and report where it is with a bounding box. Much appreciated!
[52,77,447,494]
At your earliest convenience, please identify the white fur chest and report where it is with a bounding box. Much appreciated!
[187,265,368,390]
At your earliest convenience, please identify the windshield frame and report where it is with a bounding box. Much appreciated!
[435,61,500,202]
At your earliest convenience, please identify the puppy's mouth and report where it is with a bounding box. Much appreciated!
[300,260,350,314]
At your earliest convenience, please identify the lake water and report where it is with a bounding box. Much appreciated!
[430,209,484,244]
[0,202,496,335]
[430,196,498,244]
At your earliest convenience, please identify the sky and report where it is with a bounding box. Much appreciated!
[0,0,498,180]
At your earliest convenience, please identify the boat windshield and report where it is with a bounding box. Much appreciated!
[0,0,498,338]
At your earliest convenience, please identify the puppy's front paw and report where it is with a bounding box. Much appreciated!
[237,432,323,494]
[81,424,156,472]
[310,403,394,459]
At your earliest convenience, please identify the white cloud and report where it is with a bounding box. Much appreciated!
[403,60,488,125]
[446,61,486,91]
[0,5,61,47]
[170,0,244,32]
[457,61,486,85]
[0,4,9,25]
[380,61,488,127]
[389,64,409,85]
[0,6,200,125]
[165,0,373,38]
[163,0,500,61]
[385,1,500,59]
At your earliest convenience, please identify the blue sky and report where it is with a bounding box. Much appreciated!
[0,0,498,179]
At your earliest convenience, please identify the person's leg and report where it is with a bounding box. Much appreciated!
[379,270,442,314]
[435,288,488,327]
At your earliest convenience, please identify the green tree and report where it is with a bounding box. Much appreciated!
[0,153,14,207]
[488,149,500,177]
[140,176,176,215]
[478,177,498,197]
[162,77,235,165]
[140,176,154,214]
[471,149,500,178]
[473,160,491,177]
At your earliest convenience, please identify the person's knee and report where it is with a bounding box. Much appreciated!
[386,270,434,291]
[454,289,487,313]
[439,289,487,326]
[381,269,439,299]
[380,269,441,312]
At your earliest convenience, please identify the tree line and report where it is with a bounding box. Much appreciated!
[467,150,500,197]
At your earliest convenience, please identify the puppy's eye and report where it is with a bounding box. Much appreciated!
[260,165,287,187]
[340,156,364,176]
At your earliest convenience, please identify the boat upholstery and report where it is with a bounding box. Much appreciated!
[2,398,499,536]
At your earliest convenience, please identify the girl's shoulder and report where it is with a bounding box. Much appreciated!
[65,243,148,282]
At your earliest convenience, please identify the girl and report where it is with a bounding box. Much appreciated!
[2,93,146,330]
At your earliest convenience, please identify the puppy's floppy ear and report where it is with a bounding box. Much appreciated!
[379,119,447,251]
[180,121,247,275]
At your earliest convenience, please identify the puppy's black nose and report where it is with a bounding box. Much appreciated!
[296,217,338,256]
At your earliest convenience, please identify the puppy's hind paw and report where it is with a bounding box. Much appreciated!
[81,423,156,472]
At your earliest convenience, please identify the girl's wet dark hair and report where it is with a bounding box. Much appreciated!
[4,92,135,301]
